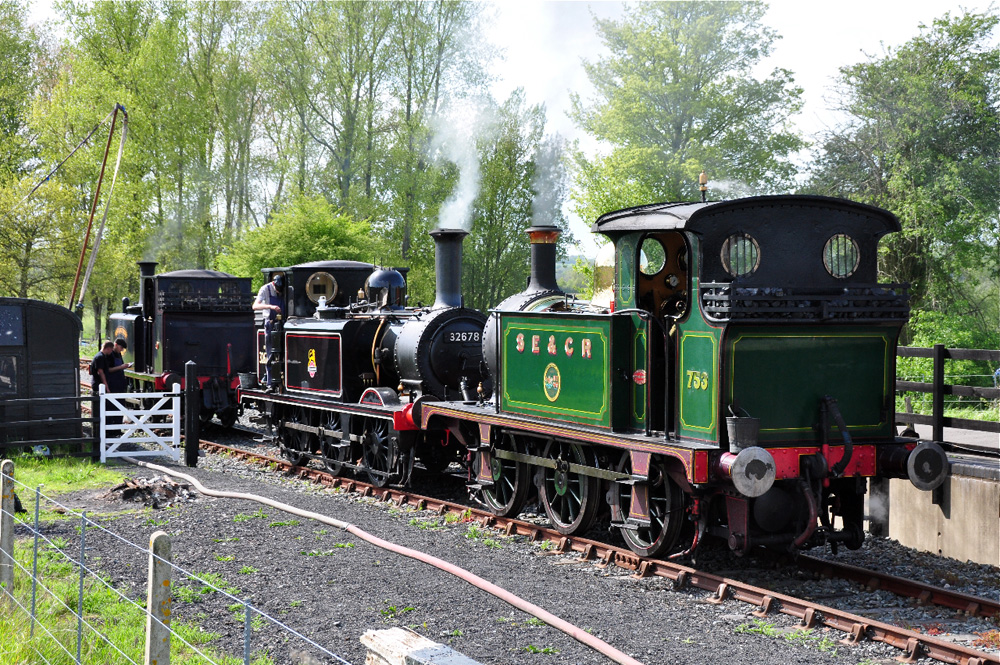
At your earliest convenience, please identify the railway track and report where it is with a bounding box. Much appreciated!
[197,436,999,665]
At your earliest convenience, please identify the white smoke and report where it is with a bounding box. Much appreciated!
[530,134,567,229]
[710,179,762,199]
[430,100,496,231]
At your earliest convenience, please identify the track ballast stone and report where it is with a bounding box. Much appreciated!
[37,441,996,665]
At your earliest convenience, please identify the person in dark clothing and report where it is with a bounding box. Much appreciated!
[90,341,115,440]
[91,339,133,438]
[107,338,131,393]
[252,273,285,391]
[91,341,115,395]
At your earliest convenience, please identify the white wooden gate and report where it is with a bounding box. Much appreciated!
[99,384,182,463]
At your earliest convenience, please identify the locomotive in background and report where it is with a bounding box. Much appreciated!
[242,193,949,559]
[108,262,256,427]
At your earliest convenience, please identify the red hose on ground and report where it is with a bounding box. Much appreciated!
[128,458,645,665]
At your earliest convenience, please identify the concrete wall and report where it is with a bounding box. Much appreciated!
[888,473,1000,566]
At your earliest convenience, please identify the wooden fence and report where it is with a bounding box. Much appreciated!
[895,345,1000,442]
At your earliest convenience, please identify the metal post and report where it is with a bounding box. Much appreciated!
[144,531,171,665]
[184,361,199,467]
[243,602,253,664]
[932,344,945,442]
[30,485,40,636]
[76,511,87,665]
[0,460,14,604]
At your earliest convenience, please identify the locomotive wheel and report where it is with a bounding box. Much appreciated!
[610,454,685,557]
[537,440,600,535]
[320,411,349,476]
[473,433,530,518]
[280,406,312,467]
[199,408,215,426]
[361,417,397,487]
[218,407,238,429]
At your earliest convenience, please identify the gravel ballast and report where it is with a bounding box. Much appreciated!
[22,441,996,665]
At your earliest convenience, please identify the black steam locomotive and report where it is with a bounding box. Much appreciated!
[108,262,256,427]
[244,229,488,485]
[125,192,947,558]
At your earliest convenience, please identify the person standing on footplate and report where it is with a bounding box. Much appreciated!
[252,272,285,391]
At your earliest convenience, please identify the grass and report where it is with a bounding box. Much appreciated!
[5,454,125,518]
[895,393,998,422]
[0,540,272,665]
[523,644,559,654]
[464,525,503,549]
[734,619,839,655]
[380,602,416,620]
[267,519,300,528]
[173,572,242,604]
[233,508,268,523]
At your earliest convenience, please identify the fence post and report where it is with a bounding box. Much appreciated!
[243,601,253,665]
[0,459,13,605]
[184,361,199,467]
[30,485,40,636]
[76,511,87,665]
[144,531,171,665]
[932,344,945,442]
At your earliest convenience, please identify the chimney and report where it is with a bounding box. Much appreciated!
[138,261,158,279]
[137,261,158,308]
[525,225,562,293]
[430,229,468,309]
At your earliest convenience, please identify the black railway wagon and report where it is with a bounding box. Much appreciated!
[109,262,255,426]
[0,298,84,451]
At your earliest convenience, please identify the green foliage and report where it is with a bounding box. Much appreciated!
[462,90,572,310]
[808,10,1000,331]
[571,2,804,221]
[896,309,999,420]
[0,541,265,664]
[217,194,381,290]
[8,455,124,519]
[0,0,39,181]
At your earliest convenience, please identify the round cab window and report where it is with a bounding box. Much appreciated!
[823,234,860,278]
[305,272,338,304]
[720,233,760,277]
[639,237,666,275]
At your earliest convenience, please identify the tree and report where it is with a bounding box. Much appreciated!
[382,1,490,262]
[0,0,39,181]
[461,91,571,311]
[570,2,804,222]
[216,193,383,290]
[807,11,1000,338]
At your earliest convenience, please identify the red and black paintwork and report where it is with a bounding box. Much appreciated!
[109,263,255,426]
[237,195,949,560]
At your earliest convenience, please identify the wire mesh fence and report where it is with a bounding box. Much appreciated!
[0,463,353,665]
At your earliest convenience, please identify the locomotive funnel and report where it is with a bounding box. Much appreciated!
[525,225,562,293]
[137,261,158,309]
[138,261,158,278]
[430,228,468,309]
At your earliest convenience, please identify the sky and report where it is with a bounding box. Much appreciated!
[487,1,993,251]
[27,0,994,253]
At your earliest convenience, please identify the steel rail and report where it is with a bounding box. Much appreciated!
[198,438,998,665]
